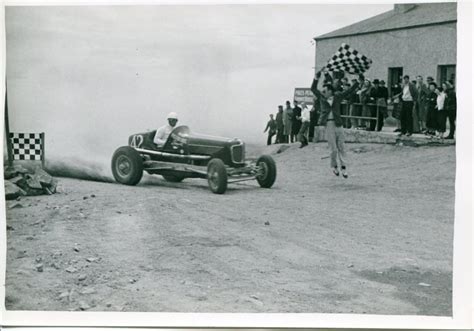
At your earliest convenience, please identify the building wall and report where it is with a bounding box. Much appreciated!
[315,22,457,85]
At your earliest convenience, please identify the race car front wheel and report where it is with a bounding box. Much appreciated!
[256,155,276,188]
[111,146,143,185]
[207,158,228,194]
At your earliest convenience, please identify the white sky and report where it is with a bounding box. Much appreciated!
[6,4,392,162]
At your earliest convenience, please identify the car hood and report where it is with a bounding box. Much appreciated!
[170,126,242,147]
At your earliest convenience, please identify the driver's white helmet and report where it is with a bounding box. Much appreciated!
[167,112,178,120]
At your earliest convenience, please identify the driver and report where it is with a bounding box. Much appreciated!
[153,112,178,147]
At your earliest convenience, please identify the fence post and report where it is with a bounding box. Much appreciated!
[41,132,45,169]
[376,104,379,131]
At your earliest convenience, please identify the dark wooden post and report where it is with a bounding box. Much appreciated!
[4,84,13,167]
[40,132,45,168]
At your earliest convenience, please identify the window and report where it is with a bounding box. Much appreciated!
[438,65,456,86]
[388,67,403,97]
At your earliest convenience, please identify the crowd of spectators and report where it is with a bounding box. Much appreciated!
[264,72,456,145]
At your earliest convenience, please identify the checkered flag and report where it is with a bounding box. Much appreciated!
[9,132,45,162]
[325,43,372,74]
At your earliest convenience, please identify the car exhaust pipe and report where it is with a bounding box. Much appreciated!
[134,147,211,160]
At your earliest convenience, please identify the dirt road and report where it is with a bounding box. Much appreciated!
[5,142,455,315]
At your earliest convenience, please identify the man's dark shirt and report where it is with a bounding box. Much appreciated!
[265,119,277,133]
[275,111,284,130]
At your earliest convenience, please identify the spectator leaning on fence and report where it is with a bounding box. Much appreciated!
[390,82,402,132]
[445,81,456,139]
[425,82,438,136]
[368,79,388,132]
[311,69,359,178]
[398,75,418,137]
[298,103,311,148]
[275,105,284,144]
[358,79,373,130]
[349,79,361,129]
[416,76,429,133]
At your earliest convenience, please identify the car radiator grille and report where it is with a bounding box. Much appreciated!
[231,144,245,163]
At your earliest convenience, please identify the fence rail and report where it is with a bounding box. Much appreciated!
[338,101,390,130]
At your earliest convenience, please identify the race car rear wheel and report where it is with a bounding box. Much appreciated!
[207,159,228,194]
[256,155,276,188]
[112,146,143,185]
[162,174,185,182]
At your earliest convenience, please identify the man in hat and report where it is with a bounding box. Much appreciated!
[154,112,179,147]
[275,105,284,143]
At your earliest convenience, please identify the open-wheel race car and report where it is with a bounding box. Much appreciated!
[111,126,276,194]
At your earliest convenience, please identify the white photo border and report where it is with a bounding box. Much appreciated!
[0,0,472,328]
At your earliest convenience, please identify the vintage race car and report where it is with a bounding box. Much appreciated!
[111,126,276,194]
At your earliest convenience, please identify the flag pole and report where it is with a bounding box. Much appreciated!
[5,82,13,167]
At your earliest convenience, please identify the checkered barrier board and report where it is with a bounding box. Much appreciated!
[325,43,373,74]
[9,132,44,161]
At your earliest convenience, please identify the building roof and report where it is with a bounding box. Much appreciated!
[315,2,457,41]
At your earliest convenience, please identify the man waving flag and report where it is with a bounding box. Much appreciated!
[325,43,372,74]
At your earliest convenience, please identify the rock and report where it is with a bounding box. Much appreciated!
[32,167,54,185]
[116,211,122,214]
[81,288,97,295]
[73,246,80,252]
[35,263,44,272]
[35,257,42,263]
[264,221,270,226]
[17,251,27,259]
[83,196,88,200]
[347,264,354,268]
[10,175,25,185]
[50,262,60,269]
[79,301,90,311]
[276,145,290,154]
[7,225,14,231]
[25,175,43,190]
[129,278,137,284]
[90,194,96,198]
[4,165,29,179]
[106,303,112,308]
[58,291,69,299]
[66,267,78,273]
[78,274,87,281]
[5,181,22,200]
[418,282,431,287]
[9,202,24,209]
[86,257,99,263]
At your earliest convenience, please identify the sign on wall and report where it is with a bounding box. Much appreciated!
[294,88,314,105]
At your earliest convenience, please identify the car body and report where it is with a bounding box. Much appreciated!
[111,126,276,194]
